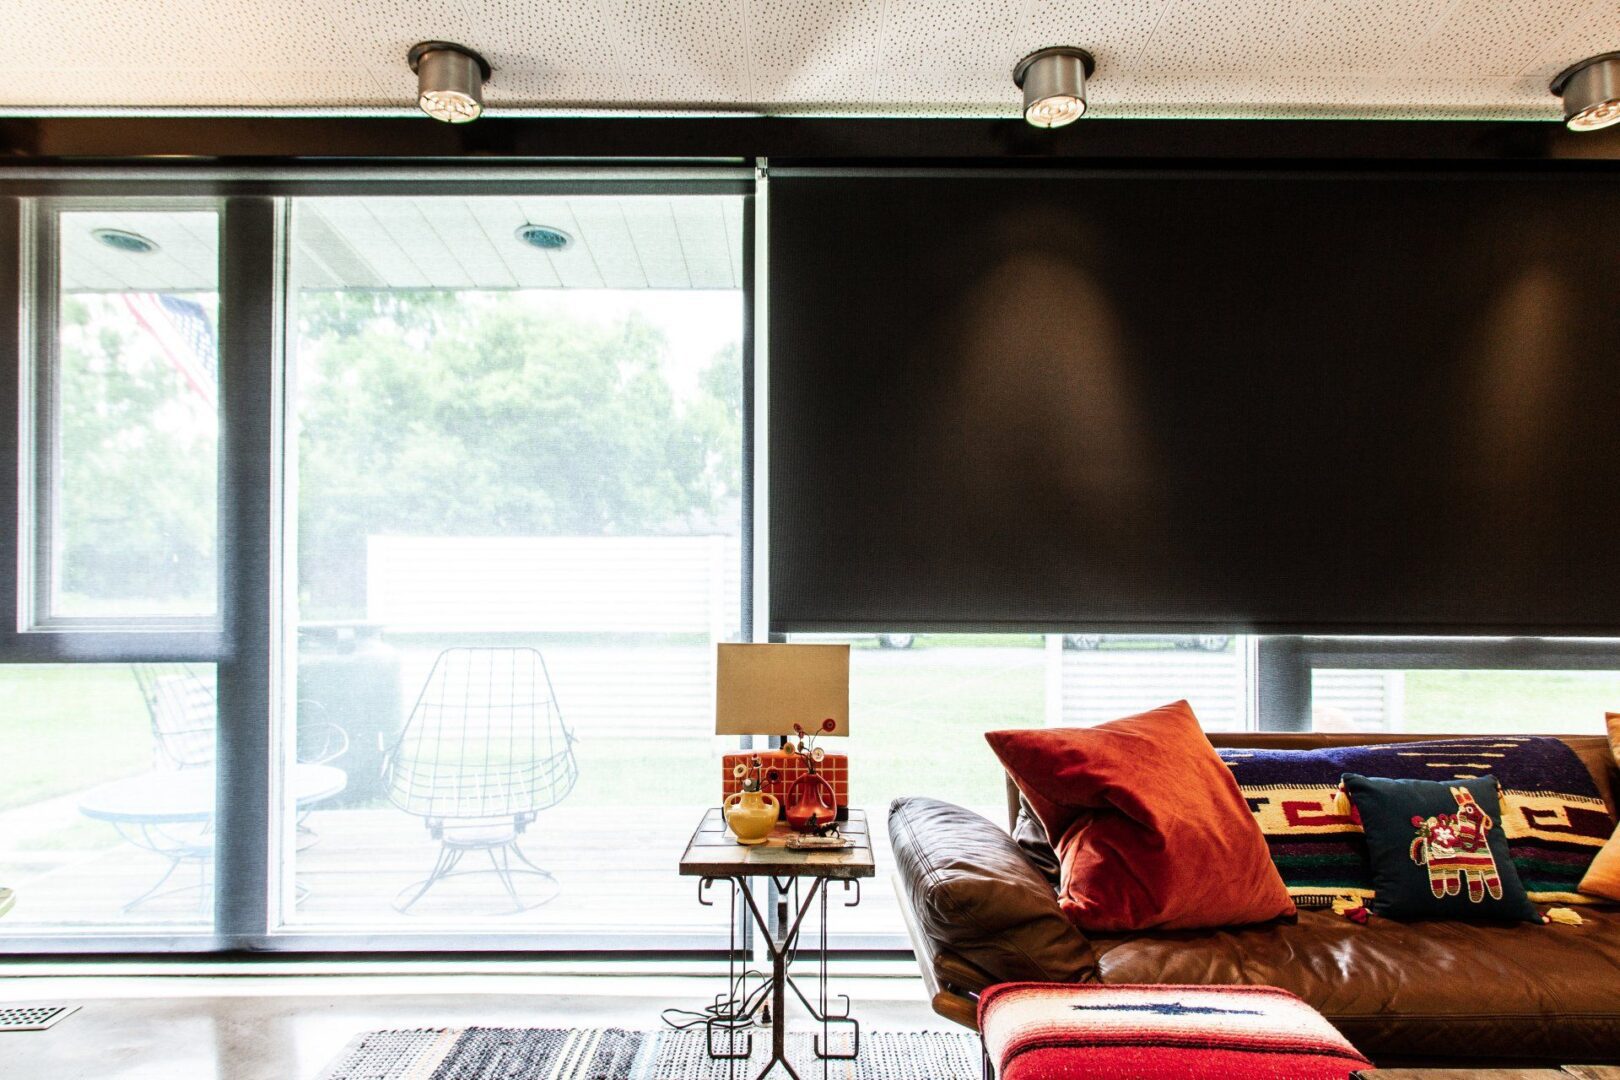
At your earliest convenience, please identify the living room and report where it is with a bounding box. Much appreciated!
[1,2,1618,1078]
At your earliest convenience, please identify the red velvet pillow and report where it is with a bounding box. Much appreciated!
[986,701,1296,932]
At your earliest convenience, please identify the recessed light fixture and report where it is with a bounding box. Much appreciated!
[91,228,159,254]
[1551,52,1620,132]
[514,224,574,251]
[1013,47,1095,129]
[408,41,492,124]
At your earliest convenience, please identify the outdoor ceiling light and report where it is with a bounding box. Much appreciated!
[408,41,492,124]
[1013,47,1095,129]
[91,228,159,254]
[514,224,573,251]
[1551,53,1620,132]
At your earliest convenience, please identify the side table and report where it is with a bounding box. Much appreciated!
[679,808,876,1080]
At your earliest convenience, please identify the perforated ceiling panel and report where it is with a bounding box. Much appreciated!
[0,0,1612,118]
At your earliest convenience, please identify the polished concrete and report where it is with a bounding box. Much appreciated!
[0,971,944,1080]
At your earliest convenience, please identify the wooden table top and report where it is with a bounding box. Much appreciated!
[678,808,876,880]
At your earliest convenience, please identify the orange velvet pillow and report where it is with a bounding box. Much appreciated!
[986,700,1296,933]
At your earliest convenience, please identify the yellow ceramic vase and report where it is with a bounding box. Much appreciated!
[723,790,780,845]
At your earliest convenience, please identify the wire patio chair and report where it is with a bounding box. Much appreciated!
[384,646,580,914]
[132,663,216,771]
[120,664,348,912]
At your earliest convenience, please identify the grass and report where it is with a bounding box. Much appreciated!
[1400,669,1620,735]
[0,665,155,811]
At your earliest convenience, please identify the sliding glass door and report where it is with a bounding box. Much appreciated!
[276,194,747,944]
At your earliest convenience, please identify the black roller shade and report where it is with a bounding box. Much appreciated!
[768,170,1620,635]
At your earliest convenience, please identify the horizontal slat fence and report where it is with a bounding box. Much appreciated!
[368,535,742,739]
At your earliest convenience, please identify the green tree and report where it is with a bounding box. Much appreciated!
[295,291,740,617]
[56,295,217,611]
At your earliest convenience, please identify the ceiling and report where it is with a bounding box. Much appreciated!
[59,197,746,292]
[0,0,1614,120]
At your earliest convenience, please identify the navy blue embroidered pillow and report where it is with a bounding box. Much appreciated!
[1340,773,1539,924]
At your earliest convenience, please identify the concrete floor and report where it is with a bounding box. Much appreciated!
[0,971,946,1080]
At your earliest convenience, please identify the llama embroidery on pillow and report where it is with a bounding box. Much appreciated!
[1408,786,1503,903]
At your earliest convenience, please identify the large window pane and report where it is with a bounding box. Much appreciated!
[1312,668,1620,733]
[280,196,745,942]
[0,664,217,934]
[42,209,219,621]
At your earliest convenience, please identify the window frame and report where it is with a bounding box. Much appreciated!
[1,172,757,958]
[24,197,228,637]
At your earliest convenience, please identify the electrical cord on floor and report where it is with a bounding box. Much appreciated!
[660,968,775,1032]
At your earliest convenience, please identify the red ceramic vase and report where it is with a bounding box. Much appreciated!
[783,771,838,834]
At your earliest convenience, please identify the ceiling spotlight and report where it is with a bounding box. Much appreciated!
[1013,47,1095,129]
[1551,52,1620,132]
[408,41,492,124]
[514,224,574,251]
[91,228,159,254]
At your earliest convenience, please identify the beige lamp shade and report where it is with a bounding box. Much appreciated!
[715,643,850,736]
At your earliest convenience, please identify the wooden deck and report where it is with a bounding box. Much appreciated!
[0,804,910,945]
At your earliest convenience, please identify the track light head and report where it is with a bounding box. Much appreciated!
[408,41,492,124]
[1551,52,1620,132]
[1013,47,1095,129]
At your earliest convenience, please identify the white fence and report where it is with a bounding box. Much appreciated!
[1059,646,1249,730]
[367,535,743,637]
[367,535,743,738]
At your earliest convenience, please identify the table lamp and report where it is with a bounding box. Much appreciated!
[716,643,850,833]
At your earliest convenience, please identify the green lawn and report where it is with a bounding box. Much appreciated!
[1401,669,1620,735]
[0,665,153,811]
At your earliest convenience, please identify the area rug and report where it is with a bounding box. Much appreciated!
[318,1026,981,1080]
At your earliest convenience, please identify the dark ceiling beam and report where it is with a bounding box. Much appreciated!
[0,115,1617,167]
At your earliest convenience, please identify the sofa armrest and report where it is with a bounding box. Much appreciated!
[889,796,1095,989]
[891,872,986,1029]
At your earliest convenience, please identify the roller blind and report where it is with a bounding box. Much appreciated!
[767,170,1620,634]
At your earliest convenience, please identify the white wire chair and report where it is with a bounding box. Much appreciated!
[384,647,580,914]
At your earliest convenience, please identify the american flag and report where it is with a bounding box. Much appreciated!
[120,292,218,405]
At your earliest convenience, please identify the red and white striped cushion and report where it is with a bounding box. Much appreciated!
[980,983,1371,1080]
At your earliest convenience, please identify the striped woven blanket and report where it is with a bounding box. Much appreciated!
[1219,736,1613,907]
[980,983,1371,1080]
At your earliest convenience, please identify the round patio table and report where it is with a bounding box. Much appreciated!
[78,763,347,912]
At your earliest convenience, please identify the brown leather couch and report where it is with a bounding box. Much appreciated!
[890,732,1620,1067]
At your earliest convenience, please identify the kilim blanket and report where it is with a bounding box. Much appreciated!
[317,1026,980,1080]
[979,983,1371,1080]
[1219,736,1614,906]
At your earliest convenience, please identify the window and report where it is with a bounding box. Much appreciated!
[277,195,747,943]
[1258,638,1620,733]
[31,207,219,625]
[1311,667,1620,734]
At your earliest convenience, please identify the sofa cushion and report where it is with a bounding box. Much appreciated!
[988,701,1295,933]
[1582,823,1620,902]
[889,796,1095,985]
[1090,907,1620,1063]
[1343,773,1539,923]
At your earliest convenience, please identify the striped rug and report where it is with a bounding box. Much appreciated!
[318,1027,981,1080]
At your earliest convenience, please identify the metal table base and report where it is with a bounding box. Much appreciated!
[697,872,862,1080]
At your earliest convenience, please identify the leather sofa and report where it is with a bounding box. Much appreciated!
[890,732,1620,1067]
